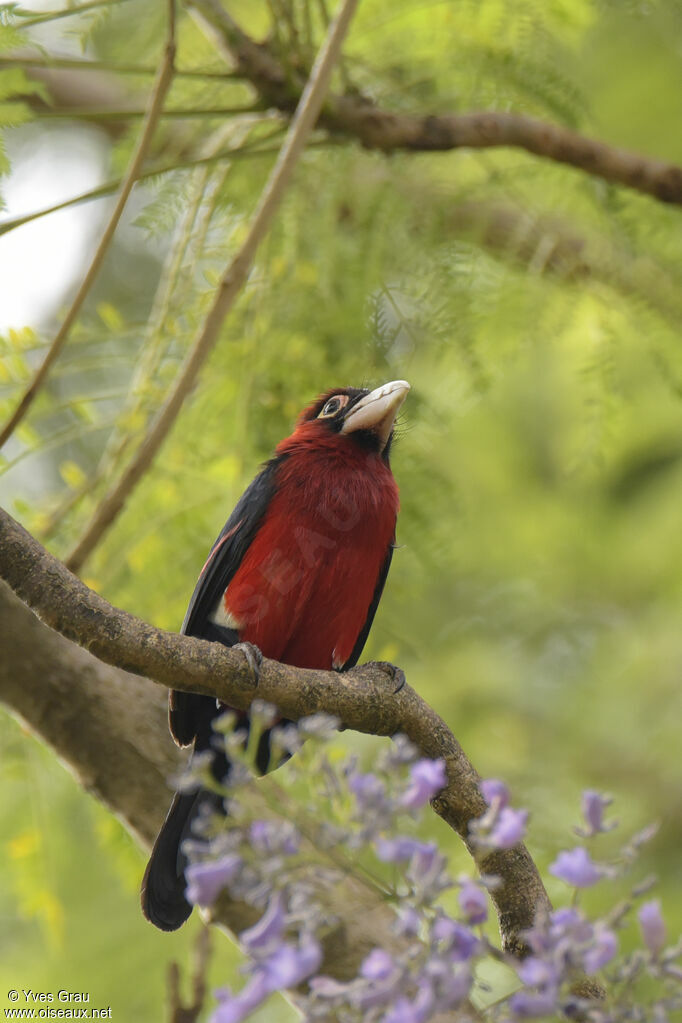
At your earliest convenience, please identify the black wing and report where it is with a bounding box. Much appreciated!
[169,458,280,746]
[181,460,281,638]
[342,541,394,670]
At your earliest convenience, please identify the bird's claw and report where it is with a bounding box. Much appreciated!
[364,660,406,694]
[234,642,262,685]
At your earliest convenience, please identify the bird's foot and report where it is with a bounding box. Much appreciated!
[363,660,406,694]
[234,642,263,685]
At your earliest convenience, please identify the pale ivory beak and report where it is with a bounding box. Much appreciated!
[341,380,410,450]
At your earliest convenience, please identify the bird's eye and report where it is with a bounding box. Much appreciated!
[318,394,349,418]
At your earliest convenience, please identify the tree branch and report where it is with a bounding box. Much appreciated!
[0,577,403,998]
[63,0,358,575]
[189,0,682,206]
[0,504,551,957]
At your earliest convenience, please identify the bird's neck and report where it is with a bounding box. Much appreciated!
[274,434,399,523]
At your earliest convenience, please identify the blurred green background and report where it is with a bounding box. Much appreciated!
[1,0,682,1018]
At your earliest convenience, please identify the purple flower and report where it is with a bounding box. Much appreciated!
[381,733,418,769]
[349,772,388,810]
[427,957,474,1006]
[638,900,666,955]
[240,892,286,952]
[511,956,560,1018]
[404,843,450,902]
[432,916,478,961]
[360,949,396,981]
[583,926,618,973]
[412,983,436,1019]
[471,781,528,852]
[526,905,615,977]
[249,819,299,856]
[185,854,241,907]
[402,758,447,809]
[518,957,558,988]
[408,842,442,877]
[308,976,350,998]
[481,778,510,809]
[580,791,614,836]
[383,996,422,1023]
[395,906,421,936]
[549,847,605,888]
[551,907,581,929]
[525,907,585,958]
[297,713,340,739]
[376,836,432,863]
[211,975,269,1023]
[489,807,528,849]
[248,819,270,850]
[258,937,322,990]
[551,906,593,951]
[509,988,558,1018]
[548,906,593,948]
[458,880,488,924]
[354,976,403,1013]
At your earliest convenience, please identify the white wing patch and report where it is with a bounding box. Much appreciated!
[211,596,242,631]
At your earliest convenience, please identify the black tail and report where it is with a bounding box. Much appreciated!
[142,689,231,931]
[142,703,283,931]
[141,785,225,931]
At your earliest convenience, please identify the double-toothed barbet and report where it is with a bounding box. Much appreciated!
[142,380,410,930]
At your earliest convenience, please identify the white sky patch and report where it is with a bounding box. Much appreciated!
[0,124,109,332]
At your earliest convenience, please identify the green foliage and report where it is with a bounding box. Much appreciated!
[1,0,682,1018]
[0,40,46,175]
[0,713,233,1021]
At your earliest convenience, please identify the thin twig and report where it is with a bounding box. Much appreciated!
[0,8,177,451]
[0,419,116,478]
[167,926,211,1023]
[12,0,135,28]
[0,52,238,79]
[64,0,359,574]
[32,104,261,120]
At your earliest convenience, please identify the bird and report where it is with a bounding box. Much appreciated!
[141,379,410,930]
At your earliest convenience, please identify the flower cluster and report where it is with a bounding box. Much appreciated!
[469,777,529,851]
[179,710,681,1022]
